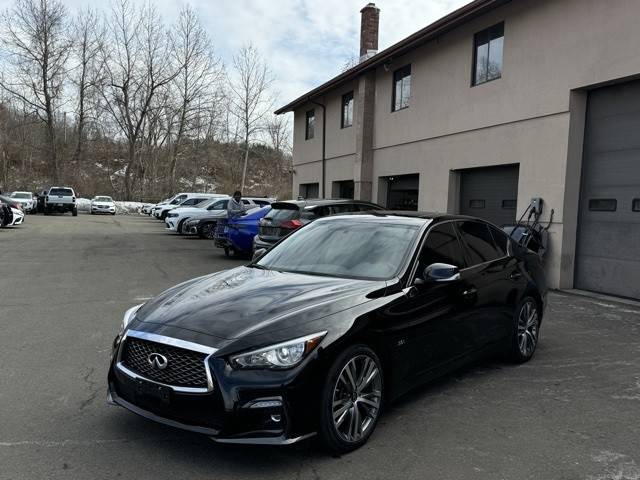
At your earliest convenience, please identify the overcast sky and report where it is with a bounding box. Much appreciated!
[0,0,470,108]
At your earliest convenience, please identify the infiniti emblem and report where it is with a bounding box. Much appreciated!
[147,352,168,370]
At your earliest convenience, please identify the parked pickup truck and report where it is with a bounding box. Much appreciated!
[44,187,78,216]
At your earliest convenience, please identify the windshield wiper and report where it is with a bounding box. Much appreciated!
[248,264,270,270]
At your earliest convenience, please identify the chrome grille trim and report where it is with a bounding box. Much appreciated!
[116,330,218,393]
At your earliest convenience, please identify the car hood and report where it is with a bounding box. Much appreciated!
[170,206,206,215]
[92,202,114,206]
[135,266,381,340]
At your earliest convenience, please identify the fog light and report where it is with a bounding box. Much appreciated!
[270,414,282,423]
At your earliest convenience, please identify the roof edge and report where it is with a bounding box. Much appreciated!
[275,0,510,115]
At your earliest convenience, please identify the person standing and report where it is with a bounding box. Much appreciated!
[227,190,246,218]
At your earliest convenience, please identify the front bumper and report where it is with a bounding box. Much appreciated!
[165,218,179,231]
[108,330,319,445]
[92,206,116,214]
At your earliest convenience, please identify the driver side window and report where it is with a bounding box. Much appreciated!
[418,223,466,271]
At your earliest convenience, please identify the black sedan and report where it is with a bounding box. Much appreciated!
[108,212,547,453]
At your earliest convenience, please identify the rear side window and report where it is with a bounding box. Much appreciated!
[420,223,466,269]
[355,203,382,212]
[49,188,73,196]
[209,200,228,210]
[330,204,356,214]
[488,225,509,256]
[457,221,502,265]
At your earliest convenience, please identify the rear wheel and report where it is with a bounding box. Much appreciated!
[319,345,383,453]
[204,223,216,240]
[508,297,540,363]
[72,207,78,217]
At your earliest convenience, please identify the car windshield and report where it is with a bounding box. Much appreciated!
[256,219,421,280]
[49,188,73,196]
[11,193,31,199]
[94,196,112,202]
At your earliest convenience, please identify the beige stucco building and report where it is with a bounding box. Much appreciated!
[276,0,640,299]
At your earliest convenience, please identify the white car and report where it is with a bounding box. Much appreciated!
[9,191,36,213]
[153,193,226,220]
[91,196,116,215]
[9,207,24,226]
[165,197,274,233]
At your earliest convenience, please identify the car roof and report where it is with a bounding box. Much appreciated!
[274,198,381,208]
[314,210,495,225]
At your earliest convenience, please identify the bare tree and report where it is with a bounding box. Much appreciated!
[0,0,70,183]
[99,0,178,199]
[266,114,292,157]
[228,44,274,192]
[167,5,224,193]
[71,8,103,166]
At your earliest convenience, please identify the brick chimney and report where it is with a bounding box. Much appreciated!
[360,3,380,61]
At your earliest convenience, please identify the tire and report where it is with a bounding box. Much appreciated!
[224,246,235,257]
[204,223,216,240]
[319,345,384,454]
[72,208,78,217]
[160,211,168,220]
[44,207,49,216]
[508,296,541,363]
[178,218,188,234]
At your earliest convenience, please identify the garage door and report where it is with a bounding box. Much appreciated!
[575,81,640,299]
[459,164,519,226]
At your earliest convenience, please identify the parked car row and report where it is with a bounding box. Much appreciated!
[110,204,549,453]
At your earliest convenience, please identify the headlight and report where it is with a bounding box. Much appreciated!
[231,332,326,369]
[168,212,178,218]
[120,304,143,332]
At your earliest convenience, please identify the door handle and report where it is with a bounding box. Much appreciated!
[462,287,477,298]
[510,271,523,280]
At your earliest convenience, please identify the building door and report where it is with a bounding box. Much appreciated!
[459,164,519,226]
[575,80,640,299]
[386,174,419,210]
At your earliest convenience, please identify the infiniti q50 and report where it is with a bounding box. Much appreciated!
[107,212,547,453]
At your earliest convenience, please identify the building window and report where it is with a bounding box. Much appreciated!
[588,199,617,212]
[633,199,640,212]
[392,65,411,111]
[305,109,315,140]
[502,199,517,209]
[473,22,504,86]
[299,183,319,199]
[469,199,485,209]
[341,92,354,128]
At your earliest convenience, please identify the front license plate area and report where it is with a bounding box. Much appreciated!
[136,379,172,405]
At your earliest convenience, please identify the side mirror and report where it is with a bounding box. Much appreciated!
[252,248,267,263]
[417,263,460,284]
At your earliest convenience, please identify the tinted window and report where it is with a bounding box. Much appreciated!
[330,204,357,214]
[171,195,187,204]
[254,200,270,207]
[458,221,502,265]
[473,22,504,85]
[49,188,73,196]
[420,223,466,269]
[488,225,509,256]
[264,207,300,222]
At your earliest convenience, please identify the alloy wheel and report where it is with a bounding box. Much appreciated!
[517,300,539,357]
[332,354,382,443]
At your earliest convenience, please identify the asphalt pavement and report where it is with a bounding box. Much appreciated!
[1,214,639,480]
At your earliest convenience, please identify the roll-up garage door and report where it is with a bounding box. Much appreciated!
[459,164,519,227]
[575,80,640,299]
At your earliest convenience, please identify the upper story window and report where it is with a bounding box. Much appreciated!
[473,22,504,86]
[341,91,354,128]
[305,109,315,140]
[392,64,411,111]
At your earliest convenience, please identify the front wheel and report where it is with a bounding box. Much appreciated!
[508,297,541,363]
[319,345,384,454]
[72,208,78,217]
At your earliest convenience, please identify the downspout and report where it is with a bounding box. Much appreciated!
[308,97,326,198]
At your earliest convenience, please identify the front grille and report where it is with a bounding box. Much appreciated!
[121,337,209,389]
